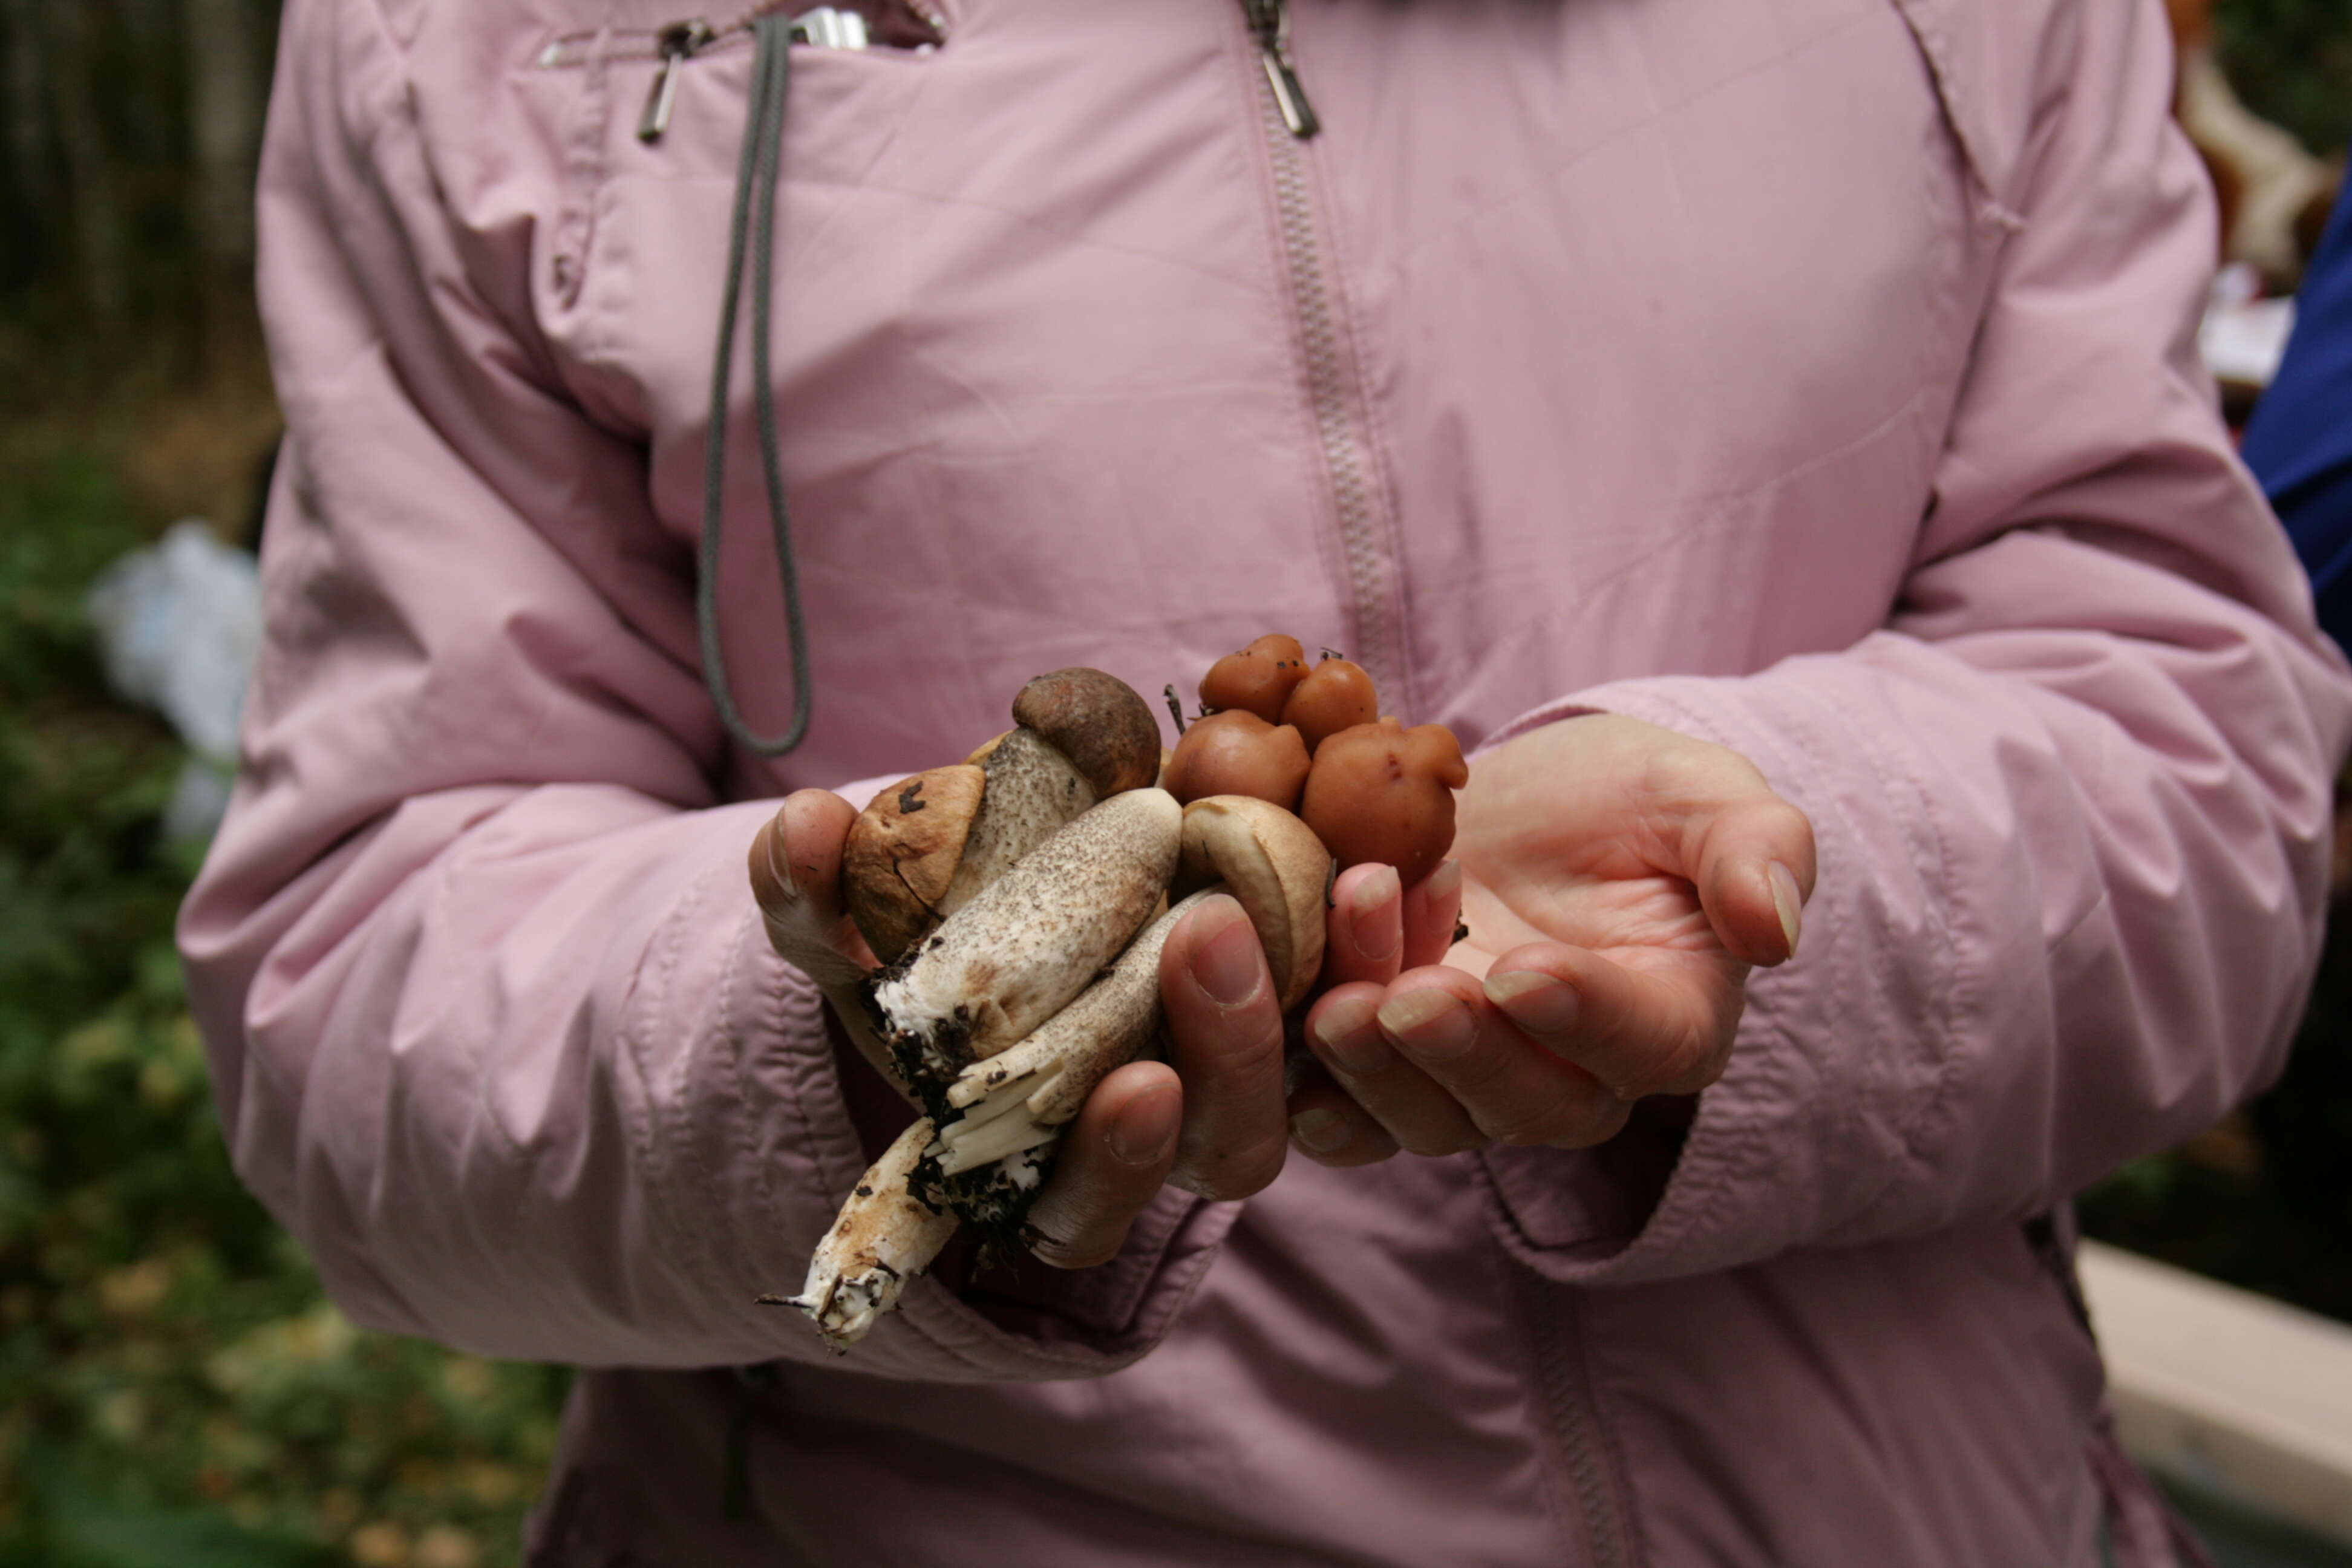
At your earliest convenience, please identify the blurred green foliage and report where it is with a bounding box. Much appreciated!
[2220,0,2352,160]
[0,446,566,1568]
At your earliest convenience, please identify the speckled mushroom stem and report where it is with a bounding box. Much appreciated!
[869,788,1182,1096]
[771,1115,959,1348]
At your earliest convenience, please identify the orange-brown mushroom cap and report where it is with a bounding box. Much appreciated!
[1298,719,1469,888]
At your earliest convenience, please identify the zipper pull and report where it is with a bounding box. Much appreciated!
[1244,0,1319,139]
[637,18,715,143]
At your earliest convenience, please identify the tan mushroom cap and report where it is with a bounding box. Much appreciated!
[841,765,985,964]
[1178,795,1331,1011]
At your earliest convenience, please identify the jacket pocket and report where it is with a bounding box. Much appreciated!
[529,1,953,310]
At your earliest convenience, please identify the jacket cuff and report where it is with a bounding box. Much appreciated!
[1467,678,1924,1286]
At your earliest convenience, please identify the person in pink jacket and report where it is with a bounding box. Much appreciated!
[181,0,2352,1559]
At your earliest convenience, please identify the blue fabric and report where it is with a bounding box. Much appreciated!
[2244,194,2352,648]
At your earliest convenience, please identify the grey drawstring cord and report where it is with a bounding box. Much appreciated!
[699,11,811,757]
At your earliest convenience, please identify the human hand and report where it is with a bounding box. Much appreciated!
[747,788,1271,1270]
[1283,714,1815,1164]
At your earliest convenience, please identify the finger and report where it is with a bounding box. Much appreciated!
[1641,751,1815,967]
[1480,941,1743,1099]
[1303,984,1486,1156]
[750,790,876,984]
[1025,1061,1182,1269]
[1401,859,1464,970]
[1321,862,1404,988]
[1373,969,1630,1148]
[1158,895,1292,1200]
[1284,1062,1400,1168]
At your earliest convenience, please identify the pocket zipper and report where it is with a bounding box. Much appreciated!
[535,5,942,143]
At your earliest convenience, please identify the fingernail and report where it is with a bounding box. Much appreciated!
[1768,861,1803,957]
[1484,970,1579,1033]
[1290,1108,1350,1155]
[1312,998,1396,1076]
[1349,866,1402,963]
[1422,859,1462,904]
[1377,989,1474,1060]
[1109,1085,1181,1166]
[762,824,802,901]
[1192,903,1264,1007]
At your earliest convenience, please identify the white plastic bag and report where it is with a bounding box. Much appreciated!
[86,519,261,841]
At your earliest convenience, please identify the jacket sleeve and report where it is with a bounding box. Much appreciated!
[177,0,1225,1378]
[1476,0,2352,1284]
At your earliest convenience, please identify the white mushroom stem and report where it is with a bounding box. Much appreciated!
[784,1116,959,1348]
[871,789,1180,1073]
[940,1070,1048,1135]
[944,727,1097,913]
[930,1112,1062,1175]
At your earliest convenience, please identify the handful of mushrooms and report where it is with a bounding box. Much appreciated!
[759,644,1468,1349]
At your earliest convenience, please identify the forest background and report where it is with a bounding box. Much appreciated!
[4,1,2352,1564]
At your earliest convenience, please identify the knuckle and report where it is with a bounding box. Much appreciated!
[1756,797,1814,846]
[1488,1102,1580,1147]
[1180,1140,1288,1201]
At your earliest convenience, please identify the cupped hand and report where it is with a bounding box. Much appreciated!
[750,713,1812,1270]
[1285,714,1815,1165]
[747,789,1291,1272]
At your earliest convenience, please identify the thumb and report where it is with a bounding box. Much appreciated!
[1683,788,1815,967]
[751,788,877,984]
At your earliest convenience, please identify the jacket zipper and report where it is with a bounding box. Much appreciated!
[1523,1269,1634,1567]
[1239,0,1406,715]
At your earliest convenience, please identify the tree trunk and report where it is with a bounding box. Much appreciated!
[181,0,262,376]
[44,0,128,337]
[1,0,50,234]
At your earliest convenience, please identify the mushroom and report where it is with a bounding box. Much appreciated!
[786,790,1333,1350]
[1279,655,1379,755]
[1171,794,1330,1011]
[1198,633,1310,723]
[936,795,1329,1141]
[1161,708,1312,811]
[772,1113,961,1346]
[869,787,1184,1091]
[838,765,986,965]
[1299,717,1470,887]
[842,668,1162,963]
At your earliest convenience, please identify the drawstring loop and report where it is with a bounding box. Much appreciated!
[698,11,812,757]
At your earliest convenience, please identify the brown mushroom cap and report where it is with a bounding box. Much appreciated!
[1178,795,1331,1011]
[1198,633,1311,724]
[1011,668,1163,797]
[842,765,985,964]
[1279,656,1379,754]
[1162,709,1312,811]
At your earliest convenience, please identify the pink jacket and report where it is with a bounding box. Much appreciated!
[183,0,2352,1559]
